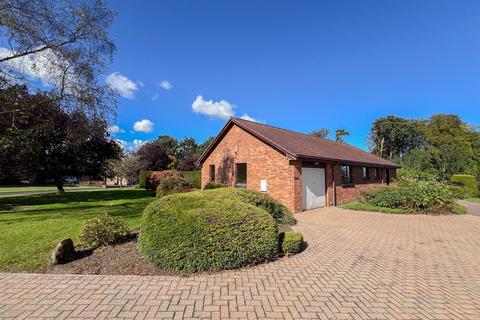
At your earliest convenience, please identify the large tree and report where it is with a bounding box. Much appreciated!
[136,141,171,171]
[368,116,425,160]
[0,0,116,116]
[0,84,121,191]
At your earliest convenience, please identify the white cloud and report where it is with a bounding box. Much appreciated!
[115,139,147,152]
[133,119,154,133]
[108,125,125,134]
[0,47,75,89]
[192,95,235,120]
[106,72,138,99]
[158,80,173,90]
[240,114,257,122]
[151,94,159,101]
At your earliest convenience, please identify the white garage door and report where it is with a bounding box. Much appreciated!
[302,167,326,211]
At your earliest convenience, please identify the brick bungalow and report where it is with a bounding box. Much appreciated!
[197,117,399,213]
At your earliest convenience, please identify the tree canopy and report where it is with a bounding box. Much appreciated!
[368,114,480,181]
[0,84,121,190]
[0,0,116,116]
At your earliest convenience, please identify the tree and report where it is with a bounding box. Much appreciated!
[108,154,143,186]
[335,129,349,143]
[0,84,121,191]
[368,116,425,160]
[196,136,215,158]
[136,141,171,171]
[0,0,116,116]
[309,128,330,139]
[176,137,198,171]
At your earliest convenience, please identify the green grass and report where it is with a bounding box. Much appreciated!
[342,201,409,214]
[0,188,154,272]
[342,201,467,215]
[466,197,480,203]
[0,185,101,193]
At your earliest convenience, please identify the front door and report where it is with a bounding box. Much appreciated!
[301,167,326,210]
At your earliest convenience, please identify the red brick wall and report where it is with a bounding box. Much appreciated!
[201,124,397,211]
[201,124,298,212]
[332,165,395,205]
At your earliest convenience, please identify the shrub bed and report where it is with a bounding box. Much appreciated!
[139,191,278,272]
[156,175,192,198]
[281,232,304,256]
[355,177,465,214]
[206,188,296,225]
[79,212,129,248]
[451,174,478,198]
[146,170,178,191]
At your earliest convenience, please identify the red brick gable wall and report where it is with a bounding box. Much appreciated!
[201,124,298,212]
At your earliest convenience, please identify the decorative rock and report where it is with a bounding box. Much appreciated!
[50,238,75,265]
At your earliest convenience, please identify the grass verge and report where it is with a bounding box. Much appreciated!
[342,202,409,214]
[466,197,480,204]
[0,188,154,272]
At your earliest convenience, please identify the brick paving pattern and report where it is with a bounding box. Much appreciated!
[1,207,480,319]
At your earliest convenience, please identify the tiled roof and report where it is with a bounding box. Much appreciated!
[198,117,399,167]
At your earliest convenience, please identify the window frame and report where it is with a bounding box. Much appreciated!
[341,165,352,185]
[209,164,215,182]
[235,163,247,187]
[373,167,380,180]
[362,166,369,181]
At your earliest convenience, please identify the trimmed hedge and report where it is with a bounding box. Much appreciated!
[451,174,478,198]
[204,182,226,189]
[281,232,304,256]
[180,171,201,189]
[139,191,278,272]
[139,171,151,189]
[207,188,296,225]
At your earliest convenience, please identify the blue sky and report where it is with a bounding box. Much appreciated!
[105,0,480,151]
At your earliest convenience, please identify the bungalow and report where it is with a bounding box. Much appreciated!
[197,118,399,213]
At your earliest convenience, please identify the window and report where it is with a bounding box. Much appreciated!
[209,165,215,182]
[362,166,369,180]
[341,165,352,184]
[235,163,247,187]
[373,167,380,180]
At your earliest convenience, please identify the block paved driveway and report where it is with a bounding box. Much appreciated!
[2,206,480,319]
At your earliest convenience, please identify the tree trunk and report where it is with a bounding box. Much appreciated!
[54,177,65,193]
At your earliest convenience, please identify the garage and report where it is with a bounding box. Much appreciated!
[301,167,326,211]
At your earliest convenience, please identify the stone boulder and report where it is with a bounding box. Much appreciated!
[50,238,75,265]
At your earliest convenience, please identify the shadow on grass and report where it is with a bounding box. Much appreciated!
[0,189,152,208]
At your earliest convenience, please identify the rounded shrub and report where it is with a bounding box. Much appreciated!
[156,175,192,198]
[204,182,227,189]
[281,232,304,256]
[451,174,478,198]
[146,170,178,191]
[206,188,296,225]
[79,212,129,248]
[139,191,278,273]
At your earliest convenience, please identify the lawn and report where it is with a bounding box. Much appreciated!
[0,185,102,195]
[466,198,480,203]
[0,188,154,272]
